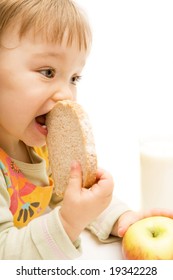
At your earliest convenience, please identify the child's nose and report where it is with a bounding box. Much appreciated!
[51,87,75,102]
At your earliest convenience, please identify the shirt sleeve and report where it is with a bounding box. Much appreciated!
[86,196,130,243]
[0,170,81,260]
[48,189,130,243]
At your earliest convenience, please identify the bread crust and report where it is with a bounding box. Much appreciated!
[46,100,97,195]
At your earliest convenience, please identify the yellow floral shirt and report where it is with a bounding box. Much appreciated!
[0,147,53,227]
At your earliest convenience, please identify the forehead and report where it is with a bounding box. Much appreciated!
[1,24,90,52]
[0,27,88,69]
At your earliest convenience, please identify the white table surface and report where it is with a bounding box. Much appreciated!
[77,229,123,260]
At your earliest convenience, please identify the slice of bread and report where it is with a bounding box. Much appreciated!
[46,100,97,196]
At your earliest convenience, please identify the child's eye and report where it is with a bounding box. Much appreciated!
[39,68,56,79]
[71,75,82,85]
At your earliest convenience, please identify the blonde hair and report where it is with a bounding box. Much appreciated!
[0,0,92,50]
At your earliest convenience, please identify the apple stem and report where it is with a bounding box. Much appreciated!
[151,230,158,238]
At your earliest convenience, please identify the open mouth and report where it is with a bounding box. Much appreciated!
[35,114,47,127]
[35,114,48,135]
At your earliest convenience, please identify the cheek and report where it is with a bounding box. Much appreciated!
[0,66,23,97]
[73,91,77,101]
[0,82,34,129]
[70,86,77,100]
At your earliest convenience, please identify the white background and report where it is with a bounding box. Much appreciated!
[76,0,173,210]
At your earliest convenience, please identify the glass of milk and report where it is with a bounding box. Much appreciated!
[140,136,173,211]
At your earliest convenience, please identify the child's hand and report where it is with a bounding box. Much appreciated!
[111,209,173,238]
[59,161,114,242]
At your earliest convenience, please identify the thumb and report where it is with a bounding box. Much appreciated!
[67,160,83,192]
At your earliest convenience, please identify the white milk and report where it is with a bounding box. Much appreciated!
[140,138,173,211]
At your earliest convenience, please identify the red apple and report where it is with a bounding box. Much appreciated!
[122,216,173,259]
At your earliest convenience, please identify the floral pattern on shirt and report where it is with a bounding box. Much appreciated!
[0,148,53,228]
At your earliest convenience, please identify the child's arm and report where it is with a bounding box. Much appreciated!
[0,163,114,259]
[59,161,114,242]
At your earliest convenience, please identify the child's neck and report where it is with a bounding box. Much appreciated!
[1,140,32,163]
[13,142,32,163]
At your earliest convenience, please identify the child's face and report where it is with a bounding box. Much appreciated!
[0,27,87,153]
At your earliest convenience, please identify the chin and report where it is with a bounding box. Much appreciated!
[22,137,46,148]
[122,216,173,260]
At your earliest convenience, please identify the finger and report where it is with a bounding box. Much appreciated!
[67,160,83,192]
[96,168,105,180]
[117,211,142,237]
[97,170,114,188]
[91,176,114,197]
[144,208,173,219]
